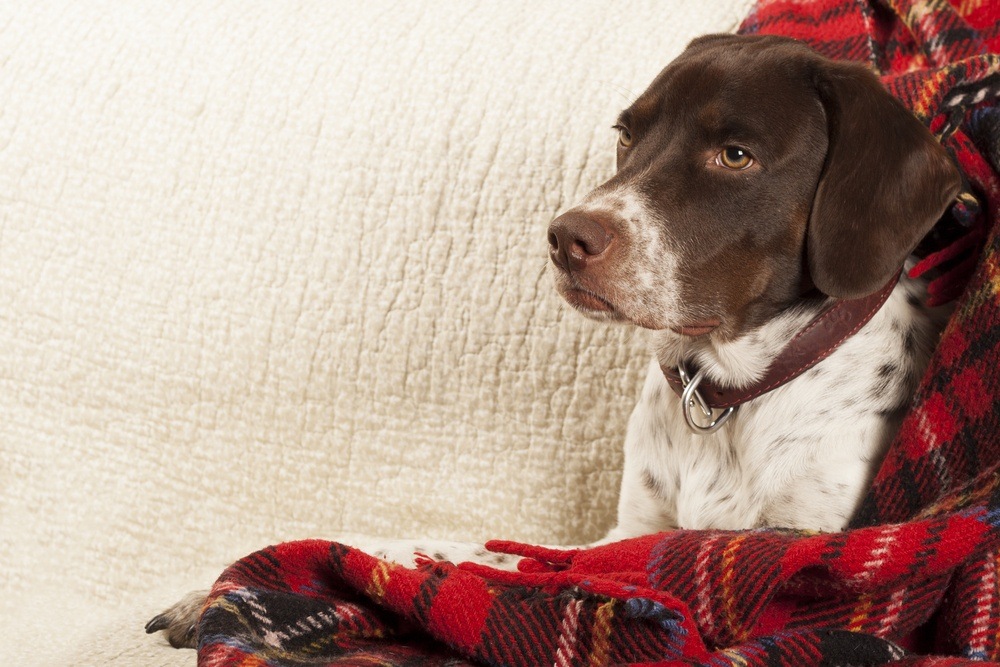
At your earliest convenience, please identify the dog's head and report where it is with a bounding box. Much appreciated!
[548,34,961,339]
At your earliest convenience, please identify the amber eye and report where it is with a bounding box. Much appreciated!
[614,125,633,148]
[717,146,753,170]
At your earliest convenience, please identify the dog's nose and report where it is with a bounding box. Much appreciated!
[547,210,614,272]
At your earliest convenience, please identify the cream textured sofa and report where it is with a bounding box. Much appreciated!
[0,1,753,664]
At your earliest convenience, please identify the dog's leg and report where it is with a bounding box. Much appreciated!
[145,589,209,649]
[596,359,680,544]
[345,536,523,569]
[146,538,520,649]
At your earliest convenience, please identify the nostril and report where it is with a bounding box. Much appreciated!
[576,239,596,256]
[574,220,612,257]
[547,210,615,271]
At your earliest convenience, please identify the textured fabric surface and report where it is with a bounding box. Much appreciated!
[191,0,1000,665]
[0,1,755,664]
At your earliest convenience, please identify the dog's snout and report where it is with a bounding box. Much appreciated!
[547,211,614,272]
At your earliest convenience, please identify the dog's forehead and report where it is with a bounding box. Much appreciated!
[626,38,819,129]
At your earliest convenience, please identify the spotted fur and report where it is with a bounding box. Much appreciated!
[605,271,944,538]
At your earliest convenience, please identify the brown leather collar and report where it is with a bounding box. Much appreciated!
[662,271,901,411]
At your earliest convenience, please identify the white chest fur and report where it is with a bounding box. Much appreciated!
[604,276,942,539]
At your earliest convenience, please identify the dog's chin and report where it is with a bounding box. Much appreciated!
[555,280,724,336]
[562,293,724,338]
[668,320,722,337]
[558,287,679,331]
[560,288,625,322]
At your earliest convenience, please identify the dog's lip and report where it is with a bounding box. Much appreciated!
[563,287,615,313]
[561,285,718,334]
[670,319,721,336]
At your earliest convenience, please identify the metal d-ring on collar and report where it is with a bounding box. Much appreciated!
[665,271,903,436]
[677,359,735,435]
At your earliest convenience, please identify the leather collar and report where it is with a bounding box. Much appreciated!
[662,271,901,412]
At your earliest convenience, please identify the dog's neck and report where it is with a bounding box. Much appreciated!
[654,299,828,391]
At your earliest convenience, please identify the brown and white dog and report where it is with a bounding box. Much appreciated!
[148,34,961,649]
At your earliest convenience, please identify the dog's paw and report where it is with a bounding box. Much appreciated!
[145,589,209,649]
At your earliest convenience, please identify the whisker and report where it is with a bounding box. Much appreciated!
[536,261,550,282]
[604,82,639,106]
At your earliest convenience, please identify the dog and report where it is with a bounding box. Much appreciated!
[147,33,961,649]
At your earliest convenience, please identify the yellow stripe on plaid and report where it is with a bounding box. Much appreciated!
[912,68,955,120]
[721,534,749,643]
[718,647,752,667]
[588,601,615,667]
[891,0,959,38]
[848,593,874,632]
[958,0,990,16]
[985,250,1000,298]
[366,559,393,601]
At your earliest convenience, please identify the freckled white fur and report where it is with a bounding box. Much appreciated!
[605,273,942,538]
[572,186,685,329]
[562,183,943,535]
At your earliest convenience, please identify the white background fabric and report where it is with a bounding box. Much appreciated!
[0,1,753,663]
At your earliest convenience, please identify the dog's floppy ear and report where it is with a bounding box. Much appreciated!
[807,60,961,299]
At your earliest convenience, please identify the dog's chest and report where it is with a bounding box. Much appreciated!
[613,278,946,537]
[639,366,883,532]
[624,287,931,533]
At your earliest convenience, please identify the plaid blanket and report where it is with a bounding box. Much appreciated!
[196,0,1000,664]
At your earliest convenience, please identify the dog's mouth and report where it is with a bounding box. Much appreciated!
[555,276,629,321]
[669,320,721,337]
[555,271,725,334]
[558,283,721,335]
[563,287,614,312]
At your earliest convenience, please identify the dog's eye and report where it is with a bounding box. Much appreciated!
[716,147,753,170]
[613,125,633,148]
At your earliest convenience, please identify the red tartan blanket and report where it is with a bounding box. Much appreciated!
[196,1,1000,665]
